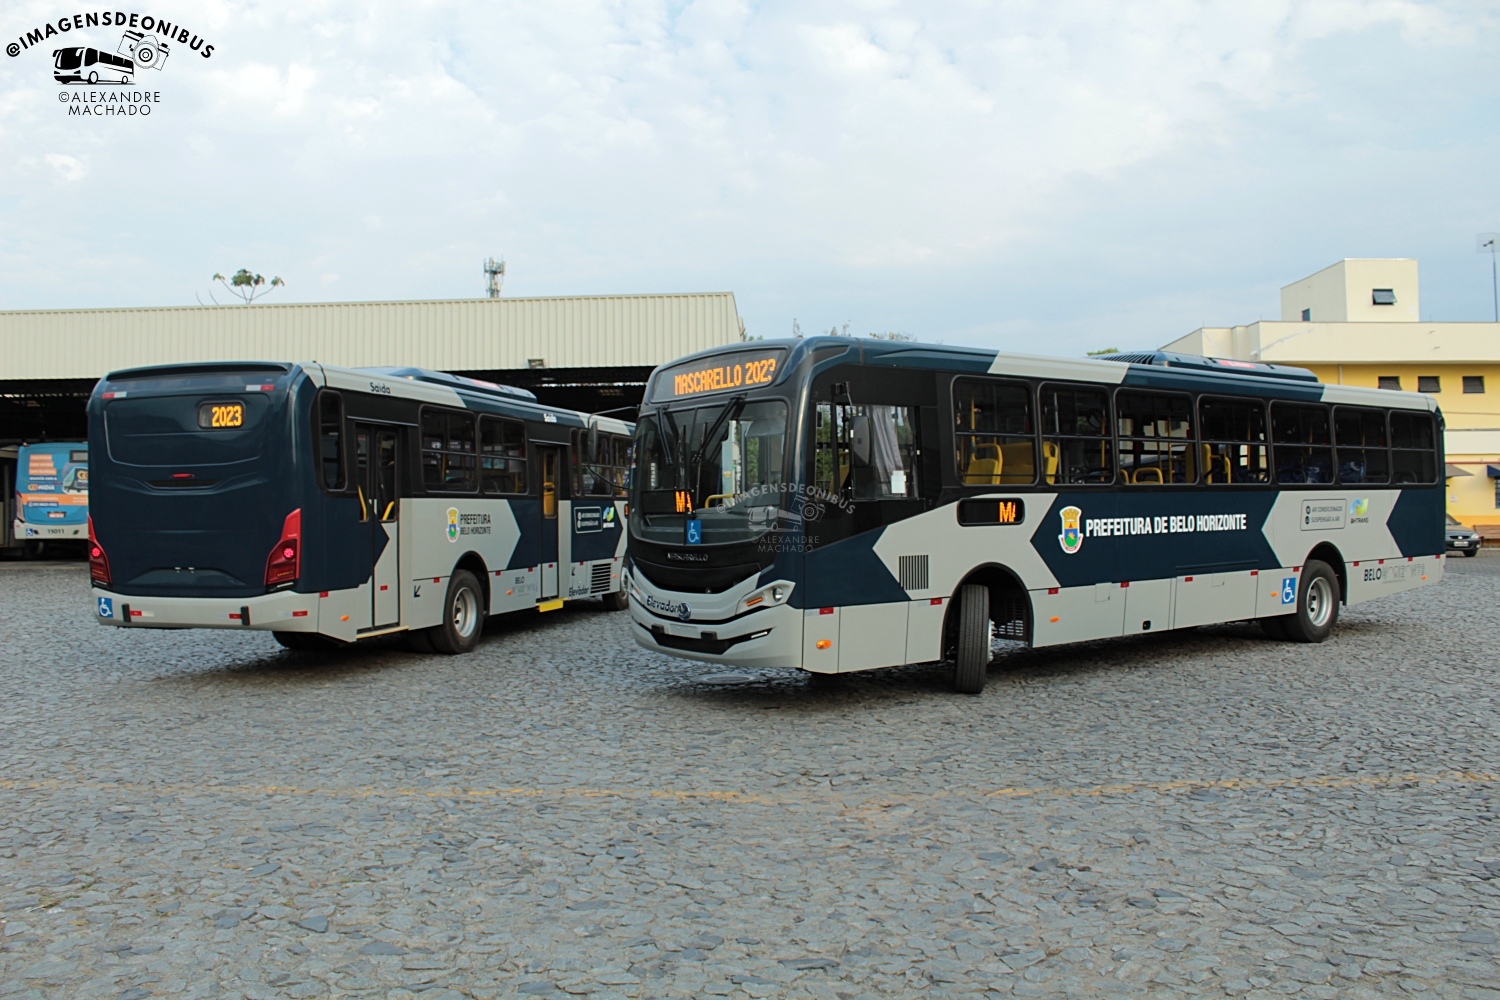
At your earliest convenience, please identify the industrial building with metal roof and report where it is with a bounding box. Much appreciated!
[0,291,745,442]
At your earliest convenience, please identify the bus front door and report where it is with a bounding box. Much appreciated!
[355,424,402,629]
[538,446,561,601]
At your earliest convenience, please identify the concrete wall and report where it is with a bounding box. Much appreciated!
[1278,259,1419,322]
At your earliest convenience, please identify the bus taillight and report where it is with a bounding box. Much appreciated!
[265,508,302,587]
[88,515,110,586]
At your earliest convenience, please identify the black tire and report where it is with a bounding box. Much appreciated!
[405,628,436,653]
[429,569,484,654]
[1465,548,1479,558]
[273,630,340,651]
[952,583,990,695]
[602,589,628,611]
[1280,559,1339,643]
[1259,615,1289,640]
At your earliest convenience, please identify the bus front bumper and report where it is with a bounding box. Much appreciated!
[90,587,321,632]
[626,571,803,670]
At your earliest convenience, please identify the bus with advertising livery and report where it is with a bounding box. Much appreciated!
[624,338,1445,693]
[12,442,90,555]
[87,362,632,652]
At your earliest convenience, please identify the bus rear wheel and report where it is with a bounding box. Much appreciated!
[430,569,484,654]
[953,583,990,695]
[602,589,628,611]
[1280,559,1339,643]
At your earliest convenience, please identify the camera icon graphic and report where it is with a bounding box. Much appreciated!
[118,30,169,70]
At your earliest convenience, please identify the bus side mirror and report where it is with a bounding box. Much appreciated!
[587,424,599,462]
[849,415,871,468]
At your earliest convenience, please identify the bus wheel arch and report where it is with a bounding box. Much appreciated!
[452,552,491,612]
[1304,542,1346,604]
[942,564,1033,653]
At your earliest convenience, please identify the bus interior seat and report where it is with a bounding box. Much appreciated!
[964,443,1003,484]
[1042,441,1060,485]
[1200,445,1232,484]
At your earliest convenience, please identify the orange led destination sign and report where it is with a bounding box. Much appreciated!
[957,498,1026,526]
[654,349,786,402]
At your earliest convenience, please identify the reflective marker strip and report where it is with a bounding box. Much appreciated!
[1047,588,1058,595]
[819,608,834,615]
[292,610,308,617]
[930,598,942,605]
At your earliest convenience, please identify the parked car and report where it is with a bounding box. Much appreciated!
[1447,514,1481,557]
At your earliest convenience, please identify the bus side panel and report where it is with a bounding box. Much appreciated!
[1031,583,1125,647]
[404,497,522,621]
[837,601,908,672]
[905,596,947,664]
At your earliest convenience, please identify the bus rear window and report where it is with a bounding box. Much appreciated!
[104,394,269,466]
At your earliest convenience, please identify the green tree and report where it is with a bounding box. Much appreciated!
[1086,347,1120,356]
[211,269,285,304]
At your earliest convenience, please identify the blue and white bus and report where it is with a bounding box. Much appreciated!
[13,441,90,554]
[87,362,631,652]
[624,339,1445,692]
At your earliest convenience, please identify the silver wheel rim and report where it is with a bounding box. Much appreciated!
[452,586,479,638]
[1305,577,1333,628]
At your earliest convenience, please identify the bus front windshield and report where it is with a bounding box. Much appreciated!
[632,398,788,544]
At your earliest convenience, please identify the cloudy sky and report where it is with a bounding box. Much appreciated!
[1,1,1497,355]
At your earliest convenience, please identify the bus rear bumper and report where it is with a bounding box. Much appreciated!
[90,587,321,632]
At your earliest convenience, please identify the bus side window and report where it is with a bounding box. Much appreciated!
[1115,391,1194,485]
[953,379,1035,486]
[1390,410,1437,484]
[1039,384,1112,485]
[317,391,345,490]
[1272,402,1333,485]
[1334,406,1389,484]
[1198,397,1268,484]
[420,407,477,492]
[481,416,527,494]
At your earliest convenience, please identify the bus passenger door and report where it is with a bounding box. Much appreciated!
[538,446,561,601]
[371,428,400,628]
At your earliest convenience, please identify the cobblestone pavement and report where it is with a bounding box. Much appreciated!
[2,557,1498,1000]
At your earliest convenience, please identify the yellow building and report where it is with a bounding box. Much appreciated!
[1160,259,1500,529]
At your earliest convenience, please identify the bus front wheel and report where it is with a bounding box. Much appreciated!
[953,583,990,695]
[431,569,484,654]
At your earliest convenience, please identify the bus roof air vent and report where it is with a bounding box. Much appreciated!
[360,367,538,401]
[1095,351,1319,383]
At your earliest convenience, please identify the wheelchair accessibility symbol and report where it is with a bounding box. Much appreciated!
[1280,577,1297,605]
[98,596,114,618]
[685,519,703,545]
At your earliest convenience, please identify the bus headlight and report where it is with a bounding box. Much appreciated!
[742,580,794,612]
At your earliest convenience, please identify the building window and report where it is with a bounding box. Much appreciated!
[1495,476,1500,508]
[1417,376,1441,394]
[1372,288,1396,305]
[1464,375,1485,394]
[1301,308,1311,321]
[1378,376,1402,390]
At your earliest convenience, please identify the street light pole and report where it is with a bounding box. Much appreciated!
[1480,234,1500,323]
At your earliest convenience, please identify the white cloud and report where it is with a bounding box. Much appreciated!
[43,153,86,182]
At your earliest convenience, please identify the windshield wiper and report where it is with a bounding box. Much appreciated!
[689,395,746,501]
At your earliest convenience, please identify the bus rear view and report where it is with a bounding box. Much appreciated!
[87,363,311,629]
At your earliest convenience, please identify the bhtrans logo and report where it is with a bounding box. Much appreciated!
[7,11,216,117]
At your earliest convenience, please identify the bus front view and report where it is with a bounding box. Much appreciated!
[626,346,805,669]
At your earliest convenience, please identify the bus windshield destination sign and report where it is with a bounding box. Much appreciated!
[654,350,786,402]
[198,401,245,429]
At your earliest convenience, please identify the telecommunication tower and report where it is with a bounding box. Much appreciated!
[484,257,506,298]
